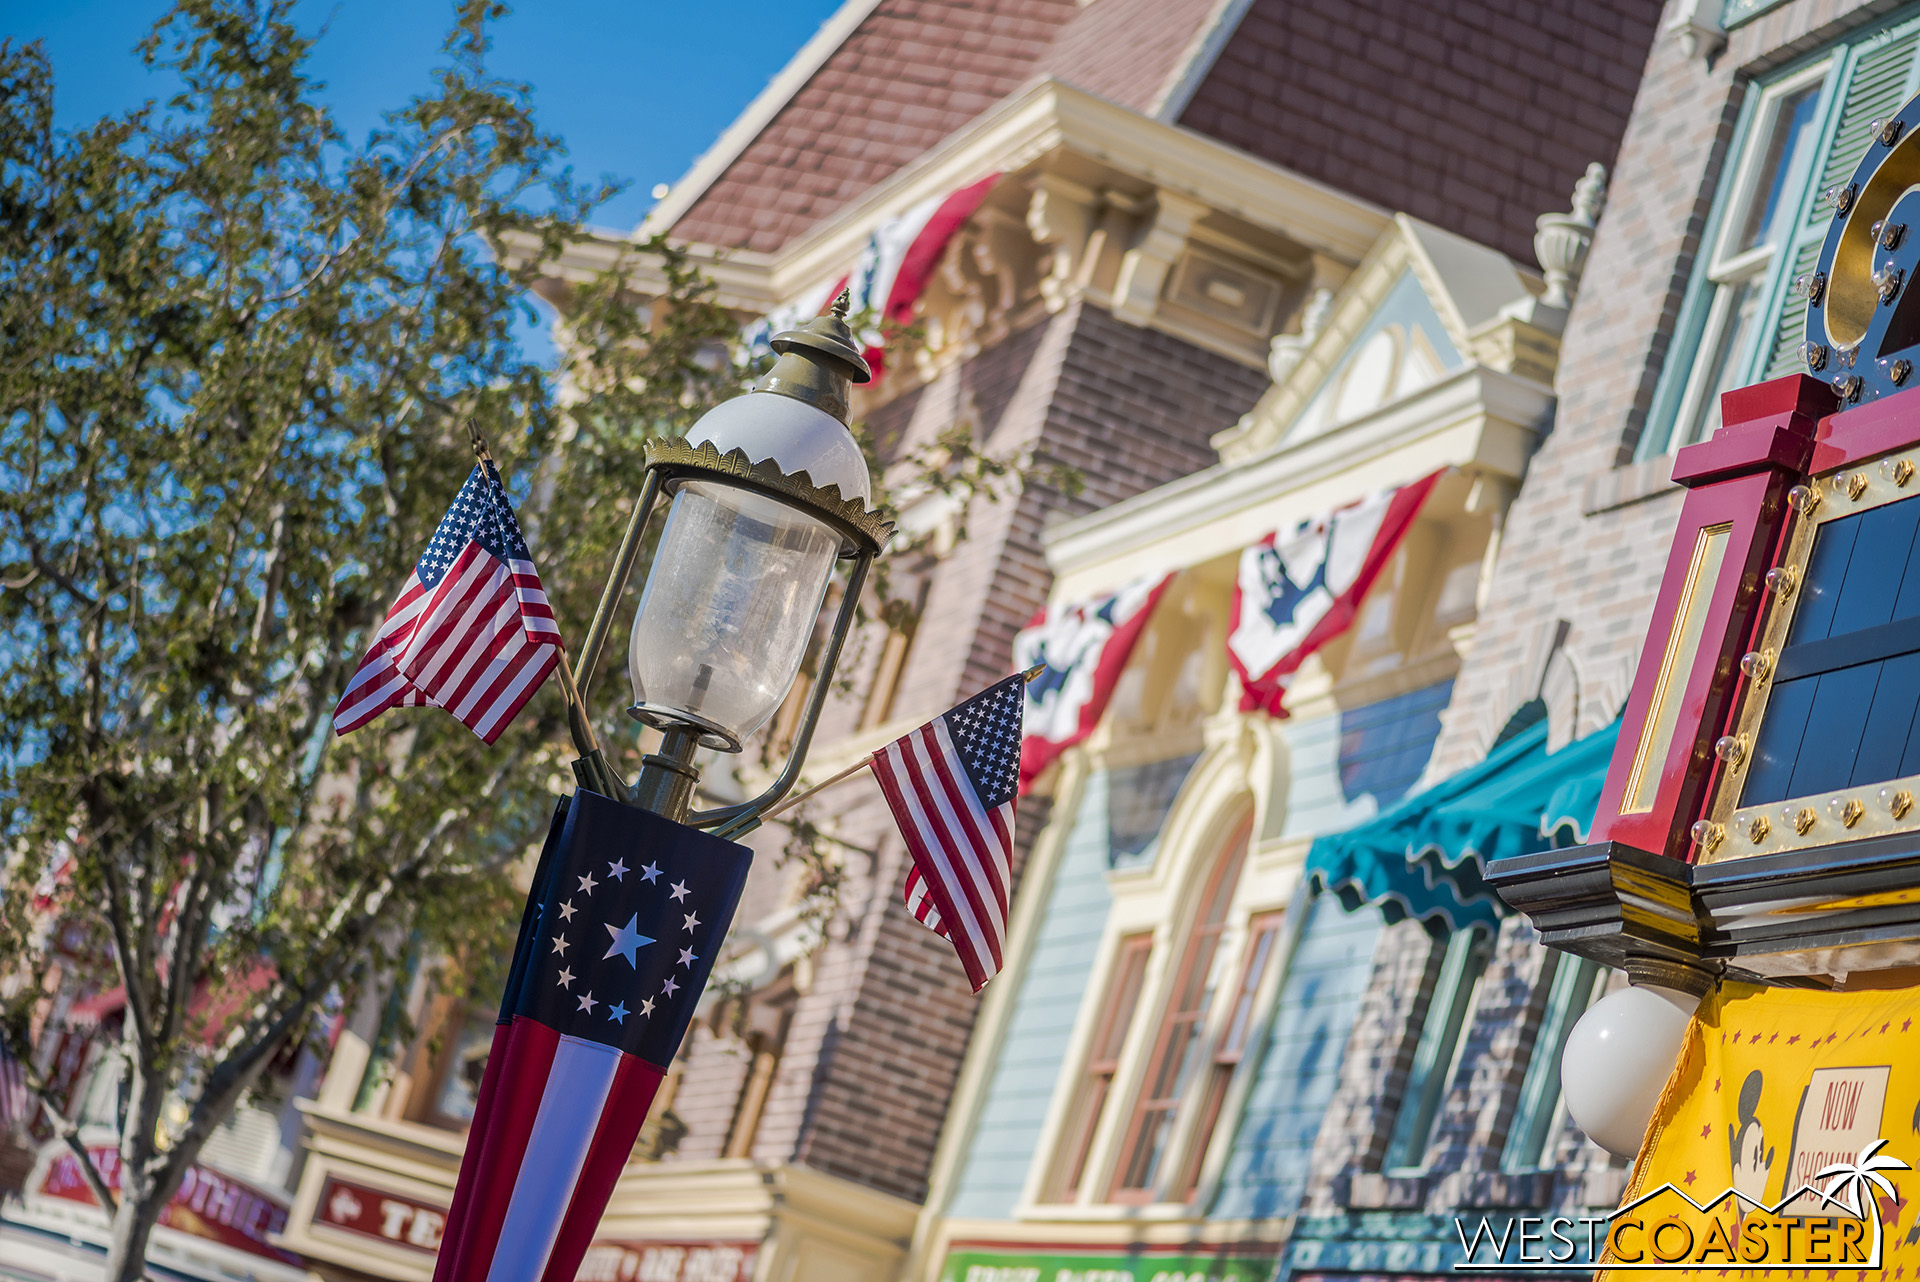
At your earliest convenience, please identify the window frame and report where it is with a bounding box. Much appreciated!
[1107,813,1253,1203]
[1046,930,1155,1203]
[1501,952,1604,1172]
[1173,907,1286,1202]
[1380,924,1491,1174]
[1651,60,1837,457]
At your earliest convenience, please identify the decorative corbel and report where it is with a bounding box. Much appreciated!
[1111,189,1207,328]
[1664,0,1725,61]
[1025,173,1097,314]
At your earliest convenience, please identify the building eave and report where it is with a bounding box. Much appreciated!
[1040,363,1554,598]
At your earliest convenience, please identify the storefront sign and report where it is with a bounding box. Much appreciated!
[939,1246,1278,1282]
[312,1175,447,1253]
[38,1144,299,1265]
[577,1239,759,1282]
[1598,983,1920,1278]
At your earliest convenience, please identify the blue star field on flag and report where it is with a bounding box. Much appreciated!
[416,462,536,591]
[506,791,752,1064]
[945,672,1024,812]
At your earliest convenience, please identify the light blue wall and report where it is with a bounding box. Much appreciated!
[1210,893,1382,1220]
[944,769,1118,1219]
[1279,683,1454,842]
[941,682,1450,1222]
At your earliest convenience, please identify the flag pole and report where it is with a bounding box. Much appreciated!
[756,754,876,825]
[464,421,606,768]
[752,664,1048,827]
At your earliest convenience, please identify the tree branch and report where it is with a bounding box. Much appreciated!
[5,1029,119,1214]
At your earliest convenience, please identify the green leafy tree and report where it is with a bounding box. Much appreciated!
[0,5,1060,1278]
[0,3,742,1277]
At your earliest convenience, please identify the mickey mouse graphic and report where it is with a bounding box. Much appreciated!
[1731,1070,1777,1210]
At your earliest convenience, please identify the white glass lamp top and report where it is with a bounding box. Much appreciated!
[687,392,871,502]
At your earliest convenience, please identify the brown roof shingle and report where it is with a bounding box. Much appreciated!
[1175,0,1662,262]
[669,0,1082,254]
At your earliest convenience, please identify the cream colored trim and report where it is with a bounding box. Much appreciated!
[923,1213,1289,1274]
[523,78,1389,326]
[1042,364,1550,598]
[770,78,1386,295]
[1151,0,1260,122]
[639,0,887,238]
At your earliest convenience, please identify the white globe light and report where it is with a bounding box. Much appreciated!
[1561,984,1699,1158]
[688,392,871,501]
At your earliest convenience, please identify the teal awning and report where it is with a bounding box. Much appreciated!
[1304,718,1620,934]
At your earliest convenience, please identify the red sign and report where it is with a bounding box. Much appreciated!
[313,1175,447,1254]
[577,1240,759,1282]
[39,1146,299,1265]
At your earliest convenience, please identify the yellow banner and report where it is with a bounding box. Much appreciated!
[1602,981,1920,1280]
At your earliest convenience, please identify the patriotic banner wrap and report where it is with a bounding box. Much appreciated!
[1227,470,1440,717]
[744,173,1001,377]
[432,793,751,1282]
[334,462,561,743]
[872,671,1025,991]
[1599,982,1920,1280]
[1014,572,1174,792]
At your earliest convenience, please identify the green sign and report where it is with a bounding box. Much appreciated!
[938,1246,1277,1282]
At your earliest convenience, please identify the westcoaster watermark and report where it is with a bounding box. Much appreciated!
[1451,1140,1909,1271]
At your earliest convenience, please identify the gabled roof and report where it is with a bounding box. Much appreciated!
[651,0,1231,254]
[1217,214,1545,461]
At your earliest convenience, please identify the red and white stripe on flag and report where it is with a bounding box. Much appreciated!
[1013,571,1174,793]
[870,672,1026,992]
[1226,469,1442,717]
[333,464,561,744]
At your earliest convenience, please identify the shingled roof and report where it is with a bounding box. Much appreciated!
[661,0,1225,254]
[658,0,1660,267]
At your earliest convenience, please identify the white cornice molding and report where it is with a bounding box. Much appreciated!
[1151,0,1259,122]
[1041,364,1554,594]
[534,78,1392,323]
[637,0,886,239]
[745,77,1392,304]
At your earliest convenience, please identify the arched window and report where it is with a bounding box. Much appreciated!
[1110,812,1252,1201]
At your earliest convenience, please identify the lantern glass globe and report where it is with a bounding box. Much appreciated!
[627,481,839,749]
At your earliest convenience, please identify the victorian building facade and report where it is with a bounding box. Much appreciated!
[1284,3,1920,1281]
[269,3,1662,1282]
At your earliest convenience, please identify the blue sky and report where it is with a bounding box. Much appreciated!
[1,0,843,356]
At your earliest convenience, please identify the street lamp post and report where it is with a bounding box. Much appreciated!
[564,292,893,831]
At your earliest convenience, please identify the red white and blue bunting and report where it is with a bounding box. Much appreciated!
[745,173,1002,378]
[1226,470,1441,717]
[1014,572,1174,792]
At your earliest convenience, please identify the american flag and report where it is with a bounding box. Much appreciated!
[871,672,1025,991]
[433,792,752,1282]
[333,462,561,744]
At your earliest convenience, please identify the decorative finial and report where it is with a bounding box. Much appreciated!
[1571,162,1609,229]
[757,290,873,423]
[465,419,495,466]
[1533,163,1609,310]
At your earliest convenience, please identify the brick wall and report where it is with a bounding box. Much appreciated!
[1290,0,1903,1235]
[663,304,1264,1202]
[1426,0,1898,778]
[1178,0,1663,263]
